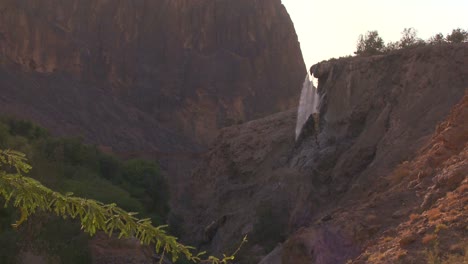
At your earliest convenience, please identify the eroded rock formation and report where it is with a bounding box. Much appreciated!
[182,44,468,263]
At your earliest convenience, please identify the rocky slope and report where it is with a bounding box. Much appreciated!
[0,0,305,151]
[181,43,468,263]
[349,90,468,263]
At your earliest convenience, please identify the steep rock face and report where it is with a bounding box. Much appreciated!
[282,92,468,264]
[0,0,305,149]
[182,109,300,259]
[291,43,467,219]
[182,44,468,263]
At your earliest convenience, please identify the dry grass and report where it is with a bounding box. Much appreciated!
[426,243,468,264]
[435,223,448,234]
[427,208,442,221]
[388,161,412,184]
[426,250,441,264]
[409,213,419,222]
[399,233,417,247]
[458,183,468,194]
[443,254,467,264]
[422,234,437,245]
[382,236,394,243]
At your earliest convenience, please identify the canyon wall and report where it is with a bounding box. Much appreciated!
[0,2,306,262]
[0,0,305,151]
[182,44,468,263]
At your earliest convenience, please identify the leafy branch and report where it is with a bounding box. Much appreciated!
[0,149,244,263]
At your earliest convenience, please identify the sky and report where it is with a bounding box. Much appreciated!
[282,0,468,68]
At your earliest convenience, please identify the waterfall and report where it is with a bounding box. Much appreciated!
[295,73,320,140]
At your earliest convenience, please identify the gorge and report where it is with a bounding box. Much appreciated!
[180,43,468,263]
[0,0,467,263]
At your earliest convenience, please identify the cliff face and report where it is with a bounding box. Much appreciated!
[0,2,305,262]
[182,44,468,263]
[182,109,298,255]
[0,0,305,150]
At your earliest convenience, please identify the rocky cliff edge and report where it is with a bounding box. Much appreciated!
[181,43,468,263]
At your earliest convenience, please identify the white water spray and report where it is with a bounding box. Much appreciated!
[295,73,320,140]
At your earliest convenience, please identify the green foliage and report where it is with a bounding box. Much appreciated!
[399,28,424,48]
[382,41,400,52]
[4,118,48,140]
[0,117,169,219]
[446,28,468,43]
[35,216,91,264]
[61,176,145,213]
[356,27,465,56]
[0,207,19,263]
[0,149,245,263]
[355,30,385,55]
[428,33,446,45]
[122,159,169,220]
[0,117,171,262]
[0,123,9,147]
[98,153,121,181]
[0,149,198,262]
[61,138,99,167]
[0,117,245,263]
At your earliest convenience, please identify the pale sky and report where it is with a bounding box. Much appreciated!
[282,0,468,68]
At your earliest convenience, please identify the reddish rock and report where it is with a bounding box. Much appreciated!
[182,44,468,263]
[0,1,305,262]
[0,0,305,151]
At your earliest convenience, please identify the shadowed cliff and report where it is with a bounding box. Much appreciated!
[0,1,306,262]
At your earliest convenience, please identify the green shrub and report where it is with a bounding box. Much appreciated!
[355,30,385,55]
[428,33,446,45]
[446,28,468,43]
[383,41,400,52]
[36,217,91,264]
[399,28,425,48]
[357,27,465,56]
[61,176,145,213]
[98,153,122,182]
[122,159,169,221]
[5,118,48,140]
[0,117,171,261]
[60,138,100,169]
[0,149,244,264]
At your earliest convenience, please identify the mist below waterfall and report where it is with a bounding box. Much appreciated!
[295,74,319,140]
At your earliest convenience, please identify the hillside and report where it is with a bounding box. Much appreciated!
[180,43,468,263]
[0,118,168,263]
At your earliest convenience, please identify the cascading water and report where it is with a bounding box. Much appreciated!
[295,73,320,140]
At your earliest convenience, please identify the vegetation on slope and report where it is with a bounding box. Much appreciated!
[355,27,468,55]
[0,117,169,263]
[0,117,245,263]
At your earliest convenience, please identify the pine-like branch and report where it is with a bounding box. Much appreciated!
[0,149,245,263]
